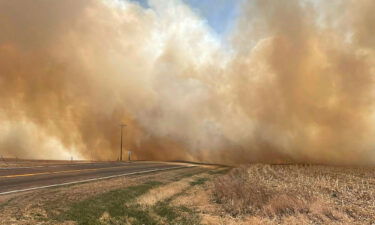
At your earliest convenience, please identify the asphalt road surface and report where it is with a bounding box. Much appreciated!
[0,161,190,195]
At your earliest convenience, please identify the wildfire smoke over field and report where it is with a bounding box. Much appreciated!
[0,0,374,164]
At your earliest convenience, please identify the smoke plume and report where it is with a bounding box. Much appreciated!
[0,0,374,165]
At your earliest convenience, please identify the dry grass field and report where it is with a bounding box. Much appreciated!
[208,164,375,225]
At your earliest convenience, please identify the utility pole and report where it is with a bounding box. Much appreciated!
[120,124,126,161]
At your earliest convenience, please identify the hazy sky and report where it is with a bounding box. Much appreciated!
[131,0,240,35]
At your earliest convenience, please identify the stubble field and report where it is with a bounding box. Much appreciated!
[209,164,375,225]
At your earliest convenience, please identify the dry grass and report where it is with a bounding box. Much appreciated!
[210,164,375,224]
[137,174,208,206]
[213,167,273,216]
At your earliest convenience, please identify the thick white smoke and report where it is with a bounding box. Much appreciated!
[0,0,374,165]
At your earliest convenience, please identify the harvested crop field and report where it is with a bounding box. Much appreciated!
[208,164,375,225]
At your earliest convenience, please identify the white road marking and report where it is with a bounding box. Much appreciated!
[0,166,194,196]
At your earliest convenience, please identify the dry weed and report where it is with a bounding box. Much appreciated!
[264,194,308,217]
[213,167,273,216]
[211,164,375,224]
[137,174,209,206]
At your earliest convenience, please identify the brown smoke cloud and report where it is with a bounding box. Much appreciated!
[0,0,374,165]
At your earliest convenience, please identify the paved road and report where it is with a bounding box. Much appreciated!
[0,161,189,195]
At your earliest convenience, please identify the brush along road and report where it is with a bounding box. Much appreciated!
[0,161,192,195]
